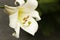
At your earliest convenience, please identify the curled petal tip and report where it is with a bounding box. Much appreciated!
[36,17,41,21]
[12,32,19,38]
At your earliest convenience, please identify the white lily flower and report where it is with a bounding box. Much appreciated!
[5,0,41,38]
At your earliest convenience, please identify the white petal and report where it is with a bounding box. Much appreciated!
[23,0,38,10]
[9,12,18,28]
[29,10,41,21]
[9,12,21,38]
[4,5,17,15]
[21,17,38,35]
[15,0,25,6]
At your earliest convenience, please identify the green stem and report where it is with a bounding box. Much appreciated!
[0,6,4,8]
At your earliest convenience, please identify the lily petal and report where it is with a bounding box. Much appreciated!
[10,13,21,38]
[5,5,17,15]
[21,17,38,35]
[9,12,18,28]
[29,10,41,21]
[23,0,38,10]
[15,0,25,6]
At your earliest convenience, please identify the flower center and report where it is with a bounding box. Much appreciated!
[18,7,31,27]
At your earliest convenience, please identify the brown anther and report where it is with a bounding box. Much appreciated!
[23,16,29,24]
[23,19,27,24]
[26,16,29,19]
[23,18,26,20]
[25,20,27,22]
[23,16,29,20]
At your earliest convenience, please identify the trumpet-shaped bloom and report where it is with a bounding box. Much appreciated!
[5,0,41,38]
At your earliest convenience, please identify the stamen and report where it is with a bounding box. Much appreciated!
[23,21,31,27]
[23,20,27,24]
[23,16,29,24]
[23,16,31,27]
[26,16,29,19]
[23,16,29,20]
[28,21,31,26]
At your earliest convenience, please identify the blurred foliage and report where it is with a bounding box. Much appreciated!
[37,0,60,36]
[38,0,58,3]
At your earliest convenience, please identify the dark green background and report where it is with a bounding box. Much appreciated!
[0,0,60,40]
